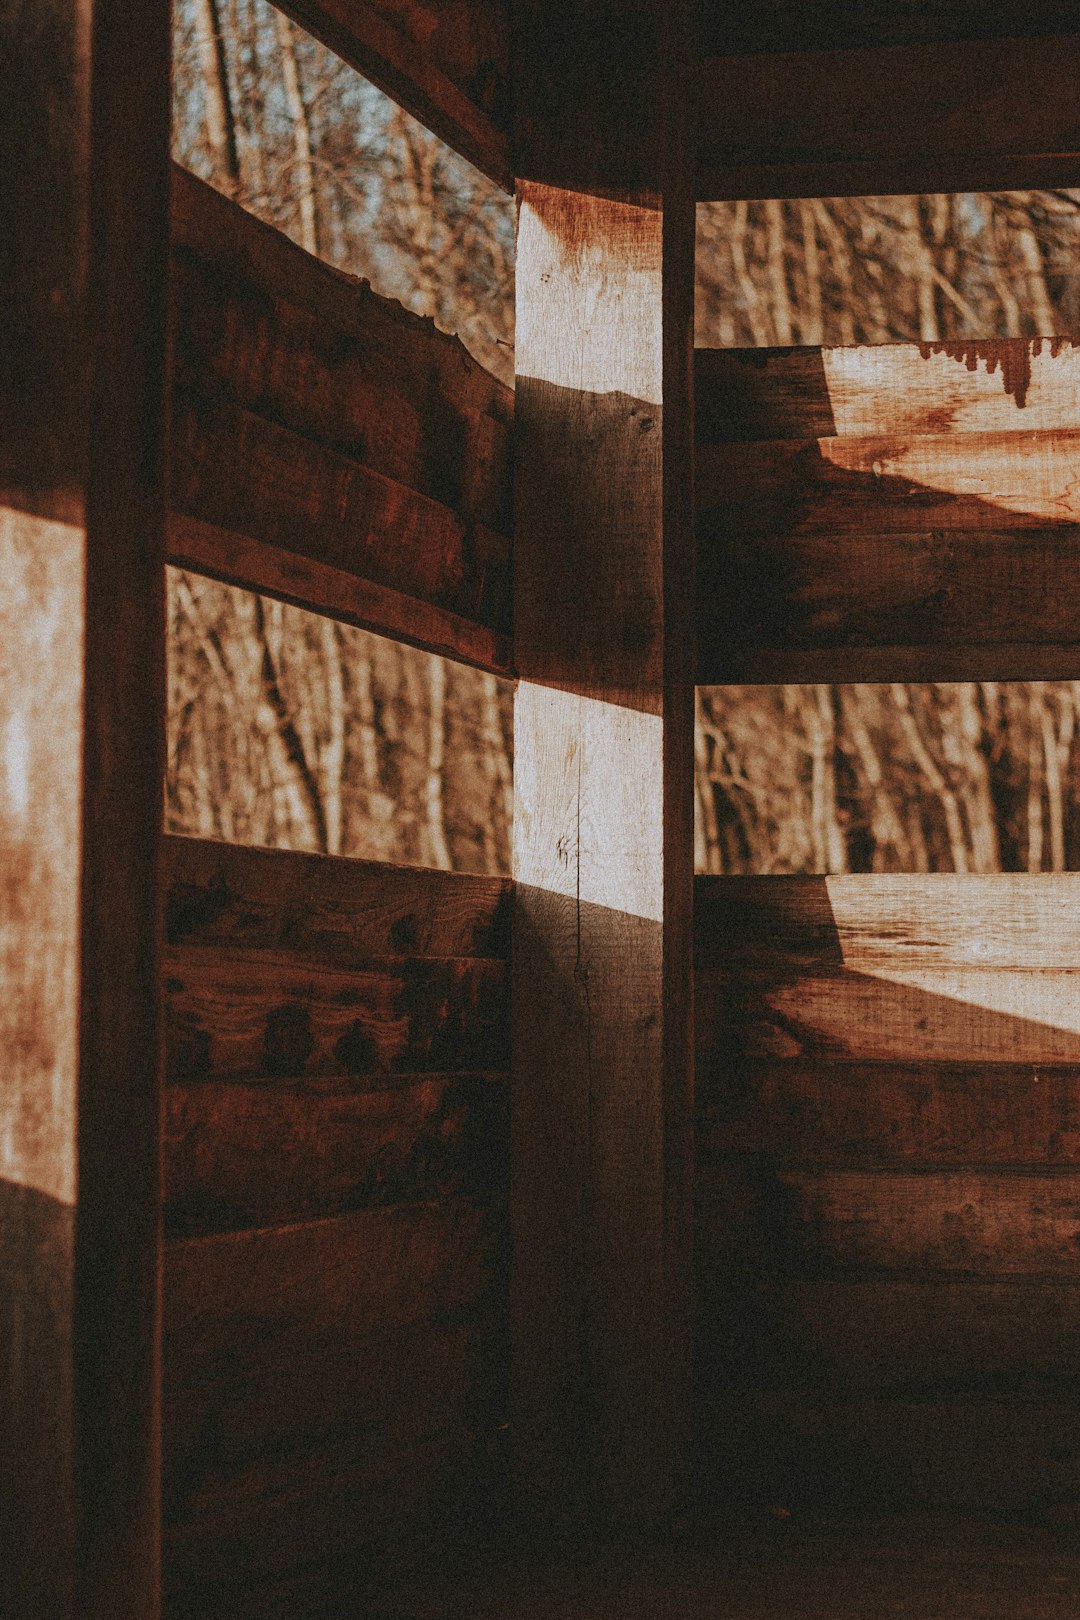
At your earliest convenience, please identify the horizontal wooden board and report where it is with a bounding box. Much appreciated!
[698,1162,1080,1278]
[163,1423,496,1613]
[697,34,1080,200]
[273,0,511,190]
[698,1062,1080,1167]
[168,168,512,655]
[164,945,508,1083]
[698,1277,1080,1397]
[695,874,1080,973]
[699,1391,1080,1514]
[170,390,511,633]
[164,1200,500,1361]
[162,835,511,963]
[703,1,1080,57]
[695,342,1080,445]
[167,518,513,676]
[164,1070,508,1236]
[171,169,512,527]
[698,432,1080,538]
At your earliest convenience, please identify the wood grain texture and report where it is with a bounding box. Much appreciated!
[164,1070,508,1236]
[167,518,513,676]
[697,33,1080,200]
[695,341,1080,681]
[511,0,695,1536]
[163,834,510,962]
[169,166,512,652]
[273,0,511,189]
[163,1204,507,1605]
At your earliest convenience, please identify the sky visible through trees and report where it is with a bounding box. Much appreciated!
[169,0,1080,873]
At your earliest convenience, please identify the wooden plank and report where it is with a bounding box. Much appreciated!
[700,1391,1080,1513]
[698,1162,1080,1277]
[0,0,169,1612]
[273,0,510,190]
[697,1062,1080,1167]
[164,1071,508,1236]
[162,835,510,964]
[170,391,511,634]
[697,34,1080,200]
[696,342,1080,445]
[164,946,508,1084]
[703,1,1080,56]
[698,1276,1080,1395]
[170,167,513,531]
[695,874,1080,972]
[168,166,513,656]
[166,518,513,677]
[511,0,696,1537]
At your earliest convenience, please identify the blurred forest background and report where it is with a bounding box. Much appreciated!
[169,0,1080,873]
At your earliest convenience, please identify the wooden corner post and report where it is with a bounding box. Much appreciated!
[511,2,696,1535]
[1,0,170,1614]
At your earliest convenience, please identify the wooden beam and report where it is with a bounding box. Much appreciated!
[697,32,1080,200]
[273,0,511,190]
[696,340,1080,682]
[169,167,513,671]
[703,2,1080,57]
[511,0,696,1538]
[0,0,169,1613]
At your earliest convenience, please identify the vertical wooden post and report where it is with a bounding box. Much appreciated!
[511,3,696,1536]
[0,0,170,1614]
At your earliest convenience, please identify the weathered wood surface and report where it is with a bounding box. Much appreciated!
[169,167,513,662]
[697,33,1080,200]
[161,839,511,1606]
[699,1162,1080,1278]
[163,834,509,961]
[274,0,510,189]
[699,1063,1080,1167]
[163,1204,507,1606]
[164,1071,508,1236]
[702,1392,1080,1514]
[695,872,1080,1511]
[695,342,1080,681]
[167,518,513,675]
[696,342,1080,443]
[702,1277,1080,1395]
[511,0,696,1537]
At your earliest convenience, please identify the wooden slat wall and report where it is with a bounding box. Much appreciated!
[160,836,510,1616]
[696,338,1080,683]
[168,165,514,676]
[697,32,1080,200]
[275,0,511,190]
[695,873,1080,1516]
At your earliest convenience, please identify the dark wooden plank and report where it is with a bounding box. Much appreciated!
[703,1,1080,56]
[699,1276,1080,1396]
[695,342,1080,446]
[162,834,510,963]
[164,946,508,1084]
[170,390,511,634]
[164,1070,508,1236]
[274,0,510,190]
[698,1161,1080,1277]
[697,34,1080,200]
[511,0,696,1537]
[700,1391,1080,1514]
[697,1062,1080,1167]
[170,167,513,531]
[166,518,513,677]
